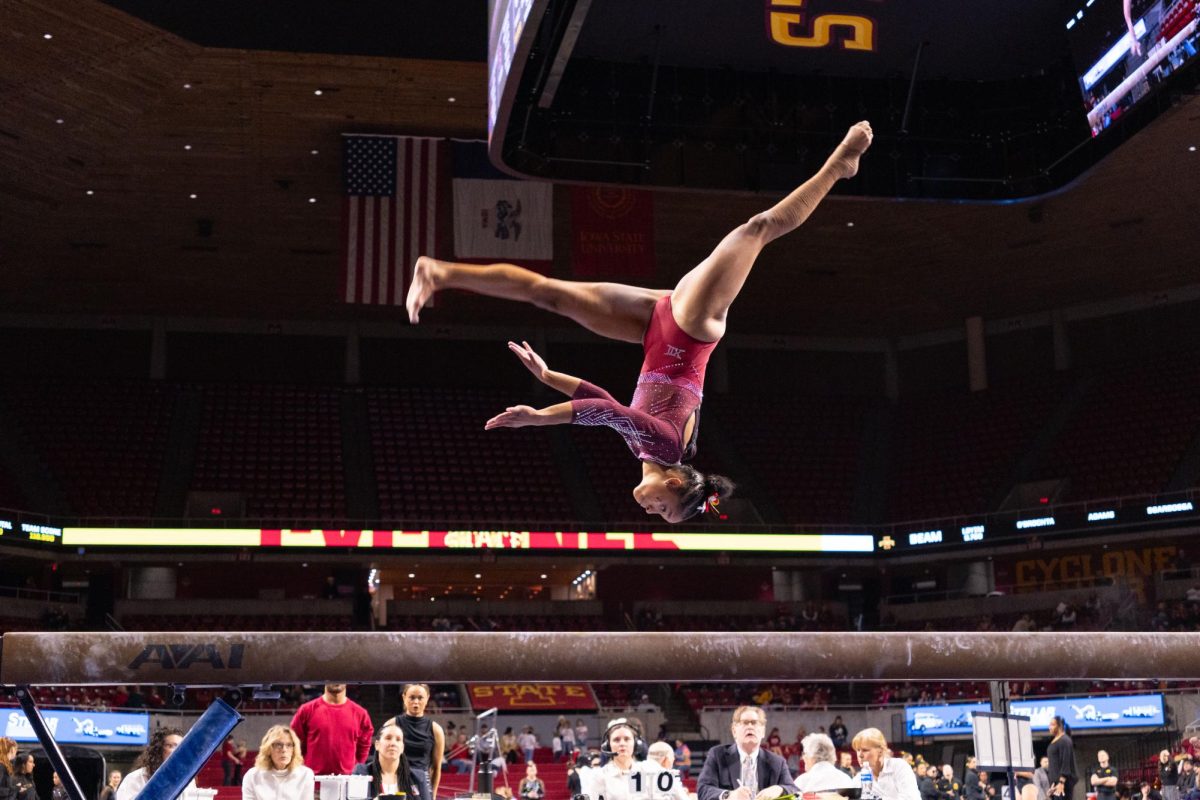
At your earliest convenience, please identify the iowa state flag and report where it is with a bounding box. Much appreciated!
[451,141,553,265]
[570,186,655,277]
[341,134,443,306]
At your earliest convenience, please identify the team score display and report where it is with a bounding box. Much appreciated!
[630,767,687,800]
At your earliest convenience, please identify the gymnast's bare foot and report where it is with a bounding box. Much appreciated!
[831,120,873,179]
[406,255,439,323]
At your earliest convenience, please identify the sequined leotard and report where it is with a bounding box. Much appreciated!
[570,294,719,465]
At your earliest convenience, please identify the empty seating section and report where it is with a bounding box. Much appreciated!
[889,377,1067,521]
[192,384,345,519]
[368,387,573,523]
[1035,355,1200,501]
[0,466,26,510]
[120,613,353,631]
[383,614,606,631]
[1,380,174,516]
[708,394,867,523]
[1,360,1198,524]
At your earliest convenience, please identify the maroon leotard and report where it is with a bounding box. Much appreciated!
[570,294,719,465]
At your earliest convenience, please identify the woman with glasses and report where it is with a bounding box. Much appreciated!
[241,726,314,800]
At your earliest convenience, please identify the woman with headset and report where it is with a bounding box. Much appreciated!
[584,720,688,800]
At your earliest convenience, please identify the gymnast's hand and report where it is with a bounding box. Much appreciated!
[485,405,542,429]
[508,340,549,380]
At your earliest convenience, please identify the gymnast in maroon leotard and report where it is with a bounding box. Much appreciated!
[406,122,873,523]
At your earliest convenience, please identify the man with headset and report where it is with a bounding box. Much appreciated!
[697,707,798,800]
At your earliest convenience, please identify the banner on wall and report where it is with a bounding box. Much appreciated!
[467,683,598,711]
[996,543,1178,591]
[570,187,655,277]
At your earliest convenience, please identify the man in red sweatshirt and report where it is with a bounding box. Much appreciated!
[291,683,374,775]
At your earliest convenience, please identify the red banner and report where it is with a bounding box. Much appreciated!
[467,683,597,711]
[570,187,655,277]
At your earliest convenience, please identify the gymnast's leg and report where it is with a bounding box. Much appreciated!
[405,256,666,344]
[670,120,873,342]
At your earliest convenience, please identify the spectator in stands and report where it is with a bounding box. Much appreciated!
[13,753,38,800]
[562,721,578,759]
[1140,782,1163,800]
[794,733,857,793]
[234,740,249,785]
[1012,614,1036,632]
[353,721,419,800]
[697,706,797,800]
[446,733,473,775]
[117,727,196,800]
[1046,717,1077,800]
[98,771,122,800]
[519,764,545,800]
[1160,751,1179,800]
[839,752,857,779]
[387,683,445,800]
[502,728,520,765]
[125,687,146,709]
[1091,750,1118,800]
[553,732,564,763]
[829,717,848,749]
[223,735,241,786]
[851,727,920,800]
[290,684,374,776]
[518,728,538,764]
[766,728,783,756]
[575,720,590,750]
[0,738,17,800]
[242,725,315,800]
[674,740,692,779]
[1177,758,1195,795]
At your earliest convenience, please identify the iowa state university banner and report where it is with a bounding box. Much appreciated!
[570,186,655,277]
[467,683,598,711]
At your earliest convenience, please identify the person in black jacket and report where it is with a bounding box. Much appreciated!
[1047,717,1077,800]
[1159,752,1179,800]
[12,753,38,800]
[919,765,941,800]
[964,758,984,800]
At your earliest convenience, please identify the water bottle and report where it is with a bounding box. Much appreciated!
[859,766,875,800]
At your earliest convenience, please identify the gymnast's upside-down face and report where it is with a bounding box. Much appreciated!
[632,471,686,523]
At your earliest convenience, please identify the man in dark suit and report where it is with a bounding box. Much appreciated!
[698,706,798,800]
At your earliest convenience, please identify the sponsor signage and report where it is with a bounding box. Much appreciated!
[905,694,1164,736]
[4,709,149,745]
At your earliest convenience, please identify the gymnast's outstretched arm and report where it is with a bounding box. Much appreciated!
[507,340,582,397]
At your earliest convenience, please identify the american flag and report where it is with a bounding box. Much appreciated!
[341,134,441,305]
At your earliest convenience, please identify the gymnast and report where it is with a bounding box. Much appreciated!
[406,121,873,522]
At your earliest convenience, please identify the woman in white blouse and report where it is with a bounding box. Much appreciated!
[241,726,314,800]
[852,728,920,800]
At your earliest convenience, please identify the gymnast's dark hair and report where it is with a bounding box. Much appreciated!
[673,464,736,521]
[136,727,185,778]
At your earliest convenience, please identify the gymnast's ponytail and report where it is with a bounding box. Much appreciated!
[674,464,736,521]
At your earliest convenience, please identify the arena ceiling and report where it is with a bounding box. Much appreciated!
[1,0,1198,339]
